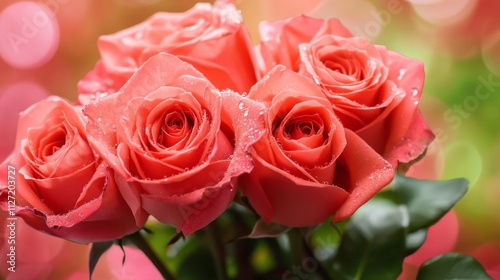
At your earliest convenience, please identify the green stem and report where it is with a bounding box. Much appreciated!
[288,228,303,266]
[127,231,176,280]
[300,230,332,280]
[205,221,228,280]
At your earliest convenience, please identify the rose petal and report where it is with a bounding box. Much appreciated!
[240,153,349,227]
[16,164,144,243]
[89,2,258,94]
[258,15,352,73]
[19,163,95,214]
[333,129,394,222]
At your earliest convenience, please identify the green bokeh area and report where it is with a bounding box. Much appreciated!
[370,0,500,253]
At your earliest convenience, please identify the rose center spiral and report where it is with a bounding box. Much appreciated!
[159,110,194,148]
[40,127,66,159]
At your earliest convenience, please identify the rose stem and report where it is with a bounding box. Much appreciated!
[205,221,228,280]
[300,230,332,279]
[288,228,304,267]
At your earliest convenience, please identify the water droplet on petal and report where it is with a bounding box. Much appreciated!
[238,101,245,110]
[411,87,419,97]
[398,69,406,81]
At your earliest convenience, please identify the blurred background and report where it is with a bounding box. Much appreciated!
[0,0,499,279]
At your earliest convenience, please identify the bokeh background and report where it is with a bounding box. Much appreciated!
[0,0,499,279]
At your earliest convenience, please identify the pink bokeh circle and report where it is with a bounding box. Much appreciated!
[0,1,60,69]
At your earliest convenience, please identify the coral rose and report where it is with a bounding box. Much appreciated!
[0,96,143,243]
[77,1,258,105]
[257,15,434,167]
[239,66,394,227]
[84,53,265,235]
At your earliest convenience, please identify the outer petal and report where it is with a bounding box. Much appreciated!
[386,111,435,167]
[39,164,141,243]
[76,61,123,105]
[333,129,394,222]
[240,152,350,227]
[248,65,328,105]
[140,177,234,235]
[3,162,143,244]
[258,15,352,73]
[78,1,258,103]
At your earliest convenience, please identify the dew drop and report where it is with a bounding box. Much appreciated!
[97,92,108,99]
[220,89,232,96]
[398,69,406,81]
[411,87,419,97]
[238,101,245,110]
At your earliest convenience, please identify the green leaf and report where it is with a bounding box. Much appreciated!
[331,199,407,280]
[417,253,492,280]
[89,241,114,279]
[405,229,428,255]
[393,174,468,232]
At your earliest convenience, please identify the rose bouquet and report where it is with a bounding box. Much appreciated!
[0,1,492,279]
